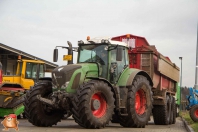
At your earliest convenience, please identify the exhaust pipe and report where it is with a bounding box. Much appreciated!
[67,41,73,65]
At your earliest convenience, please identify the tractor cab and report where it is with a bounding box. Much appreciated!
[2,59,45,90]
[77,37,129,84]
[16,59,45,82]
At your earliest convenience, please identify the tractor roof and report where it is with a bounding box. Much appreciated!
[80,37,128,47]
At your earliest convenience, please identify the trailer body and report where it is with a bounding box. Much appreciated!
[112,34,180,105]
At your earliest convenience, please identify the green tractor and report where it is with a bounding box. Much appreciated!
[24,37,153,128]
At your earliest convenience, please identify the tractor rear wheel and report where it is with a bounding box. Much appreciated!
[71,80,115,128]
[153,95,171,125]
[189,105,198,122]
[119,75,153,128]
[24,81,64,126]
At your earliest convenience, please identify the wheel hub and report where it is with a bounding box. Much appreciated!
[91,99,101,110]
[91,92,107,118]
[195,109,198,118]
[135,89,146,115]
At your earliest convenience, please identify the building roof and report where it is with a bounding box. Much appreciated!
[0,43,57,70]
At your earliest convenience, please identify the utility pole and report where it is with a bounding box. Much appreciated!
[195,23,198,90]
[179,57,183,110]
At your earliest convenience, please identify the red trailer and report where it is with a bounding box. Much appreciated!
[112,34,180,125]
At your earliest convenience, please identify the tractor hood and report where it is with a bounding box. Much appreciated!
[52,64,82,89]
[52,63,98,91]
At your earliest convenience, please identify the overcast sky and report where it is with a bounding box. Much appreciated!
[0,0,197,87]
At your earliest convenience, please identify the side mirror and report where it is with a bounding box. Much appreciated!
[116,47,122,61]
[53,49,58,62]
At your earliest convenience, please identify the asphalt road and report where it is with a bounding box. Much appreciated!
[0,117,187,132]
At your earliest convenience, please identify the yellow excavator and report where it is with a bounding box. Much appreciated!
[0,59,46,117]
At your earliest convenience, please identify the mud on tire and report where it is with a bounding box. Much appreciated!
[119,75,153,128]
[24,81,64,127]
[71,80,115,128]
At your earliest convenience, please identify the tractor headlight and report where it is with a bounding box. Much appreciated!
[101,39,109,44]
[78,40,84,45]
[52,83,58,89]
[65,81,70,87]
[104,40,109,43]
[60,81,70,89]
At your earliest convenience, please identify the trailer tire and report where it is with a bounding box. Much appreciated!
[176,104,180,117]
[71,80,115,128]
[24,81,64,127]
[172,97,176,124]
[169,96,176,124]
[119,75,153,128]
[153,95,171,125]
[169,95,173,124]
[189,105,198,122]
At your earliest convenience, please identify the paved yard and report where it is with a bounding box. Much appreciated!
[0,117,187,132]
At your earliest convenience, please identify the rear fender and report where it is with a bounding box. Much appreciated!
[86,77,115,93]
[118,68,153,87]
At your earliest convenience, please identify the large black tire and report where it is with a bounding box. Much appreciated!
[189,105,198,122]
[169,95,173,124]
[119,75,153,128]
[153,95,171,125]
[24,81,64,127]
[172,97,176,124]
[71,80,115,128]
[176,104,180,117]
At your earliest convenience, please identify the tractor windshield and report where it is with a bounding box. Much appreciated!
[78,44,108,78]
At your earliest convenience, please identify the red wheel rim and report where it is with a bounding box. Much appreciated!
[135,89,146,115]
[91,92,107,118]
[195,109,198,118]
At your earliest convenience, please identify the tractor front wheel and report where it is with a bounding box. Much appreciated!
[24,81,64,126]
[72,80,115,128]
[189,105,198,122]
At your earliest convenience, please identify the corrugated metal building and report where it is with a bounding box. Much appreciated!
[0,43,57,75]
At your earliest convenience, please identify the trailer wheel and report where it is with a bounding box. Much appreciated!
[189,105,198,122]
[71,80,115,128]
[24,81,64,127]
[169,96,173,124]
[172,97,176,124]
[153,95,171,125]
[119,75,152,128]
[169,96,176,124]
